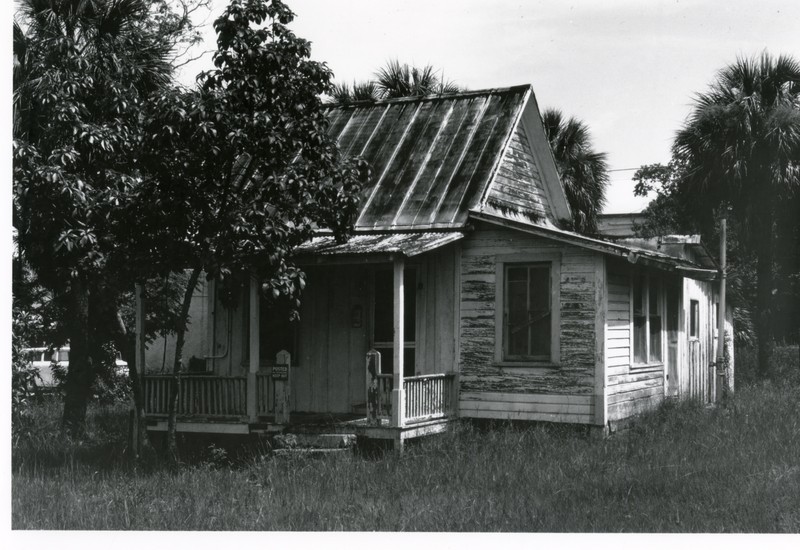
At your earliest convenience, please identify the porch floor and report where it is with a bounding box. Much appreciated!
[146,412,456,444]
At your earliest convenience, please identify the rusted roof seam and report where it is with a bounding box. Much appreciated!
[355,102,424,227]
[428,94,493,224]
[389,100,457,228]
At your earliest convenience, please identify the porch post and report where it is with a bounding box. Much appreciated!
[247,275,260,422]
[391,255,406,428]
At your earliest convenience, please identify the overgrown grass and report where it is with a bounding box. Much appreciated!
[12,347,800,531]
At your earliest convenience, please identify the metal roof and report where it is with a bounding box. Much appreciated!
[325,86,531,231]
[295,231,465,259]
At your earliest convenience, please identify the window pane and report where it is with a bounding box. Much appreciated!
[633,274,644,315]
[530,313,551,356]
[374,269,416,343]
[505,263,552,360]
[690,300,699,337]
[374,270,393,342]
[649,279,660,315]
[634,315,647,363]
[57,350,69,362]
[649,315,662,362]
[404,269,416,343]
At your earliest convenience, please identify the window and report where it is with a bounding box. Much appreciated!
[496,261,559,363]
[373,268,416,377]
[690,300,700,338]
[632,273,662,365]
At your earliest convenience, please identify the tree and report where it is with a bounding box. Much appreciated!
[541,108,609,234]
[375,59,461,98]
[633,157,758,348]
[330,59,462,103]
[12,0,201,433]
[133,0,369,459]
[673,52,800,376]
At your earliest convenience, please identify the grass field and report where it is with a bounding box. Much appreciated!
[11,346,800,532]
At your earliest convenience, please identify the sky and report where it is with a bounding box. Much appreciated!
[176,0,800,214]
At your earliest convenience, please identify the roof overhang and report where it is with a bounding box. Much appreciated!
[293,231,465,265]
[470,212,720,281]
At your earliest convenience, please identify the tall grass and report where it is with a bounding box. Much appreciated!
[12,347,800,532]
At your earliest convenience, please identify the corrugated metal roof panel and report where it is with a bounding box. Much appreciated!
[296,231,465,258]
[325,86,530,230]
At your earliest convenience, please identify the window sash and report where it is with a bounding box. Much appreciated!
[632,273,663,365]
[504,263,551,361]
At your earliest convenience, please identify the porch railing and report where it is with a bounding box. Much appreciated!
[143,375,247,417]
[255,372,275,416]
[404,373,457,423]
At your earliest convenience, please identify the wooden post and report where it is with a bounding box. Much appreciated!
[716,216,727,401]
[391,256,405,428]
[133,283,147,456]
[366,349,381,425]
[247,275,260,422]
[274,350,291,424]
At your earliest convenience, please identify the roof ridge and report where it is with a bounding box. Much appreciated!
[323,84,533,109]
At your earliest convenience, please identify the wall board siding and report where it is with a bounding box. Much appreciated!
[460,392,594,423]
[604,260,666,422]
[483,125,554,223]
[459,224,600,417]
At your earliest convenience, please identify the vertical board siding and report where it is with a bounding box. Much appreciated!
[458,223,598,424]
[605,261,665,422]
[415,246,458,376]
[482,125,554,223]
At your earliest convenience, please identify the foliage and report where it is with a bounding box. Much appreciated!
[11,348,800,530]
[134,0,370,309]
[541,108,609,234]
[330,59,463,104]
[635,53,800,355]
[12,0,205,431]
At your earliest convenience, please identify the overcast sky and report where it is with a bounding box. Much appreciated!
[179,1,800,213]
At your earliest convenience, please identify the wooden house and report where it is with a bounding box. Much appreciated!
[141,85,733,447]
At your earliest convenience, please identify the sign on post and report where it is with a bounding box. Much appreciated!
[274,350,291,424]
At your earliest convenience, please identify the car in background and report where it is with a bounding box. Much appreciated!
[21,346,128,389]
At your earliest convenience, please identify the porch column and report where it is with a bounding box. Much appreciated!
[247,275,260,422]
[391,255,406,428]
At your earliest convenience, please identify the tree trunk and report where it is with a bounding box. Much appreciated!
[165,267,202,461]
[62,278,93,435]
[755,203,776,378]
[118,303,154,461]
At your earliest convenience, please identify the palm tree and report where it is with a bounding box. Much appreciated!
[329,59,463,104]
[329,80,383,104]
[674,52,800,377]
[542,108,609,234]
[375,59,462,98]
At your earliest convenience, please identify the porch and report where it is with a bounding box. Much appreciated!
[142,365,459,446]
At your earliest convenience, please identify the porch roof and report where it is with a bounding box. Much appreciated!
[471,212,720,281]
[295,231,465,259]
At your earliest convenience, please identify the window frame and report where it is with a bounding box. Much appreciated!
[494,253,561,367]
[630,271,665,369]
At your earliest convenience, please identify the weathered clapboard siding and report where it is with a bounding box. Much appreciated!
[483,125,553,223]
[605,261,665,422]
[460,392,594,423]
[458,223,601,419]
